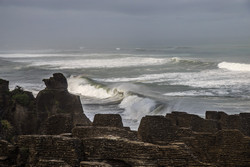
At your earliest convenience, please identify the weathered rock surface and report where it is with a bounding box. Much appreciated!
[206,111,250,136]
[0,79,9,112]
[36,159,71,167]
[183,130,250,166]
[166,111,219,133]
[73,126,138,141]
[0,140,16,167]
[73,114,138,141]
[80,161,112,167]
[36,73,91,134]
[138,112,250,166]
[82,136,212,167]
[16,135,83,167]
[93,114,123,128]
[43,73,68,90]
[138,115,179,145]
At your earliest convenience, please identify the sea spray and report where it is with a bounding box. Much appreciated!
[119,95,157,120]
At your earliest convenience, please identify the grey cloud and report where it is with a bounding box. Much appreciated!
[1,0,248,14]
[0,0,249,49]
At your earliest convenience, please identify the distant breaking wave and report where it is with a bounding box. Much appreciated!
[170,57,216,67]
[1,53,215,70]
[218,62,250,72]
[24,57,168,69]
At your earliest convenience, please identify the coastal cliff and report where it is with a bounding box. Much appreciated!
[0,73,250,167]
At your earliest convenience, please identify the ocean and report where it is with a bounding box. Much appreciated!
[1,45,250,130]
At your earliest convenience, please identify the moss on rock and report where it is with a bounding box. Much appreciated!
[12,94,30,106]
[10,86,31,107]
[1,120,13,131]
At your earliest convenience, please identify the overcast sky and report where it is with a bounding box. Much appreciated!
[0,0,250,50]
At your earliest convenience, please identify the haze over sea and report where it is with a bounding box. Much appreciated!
[1,45,250,129]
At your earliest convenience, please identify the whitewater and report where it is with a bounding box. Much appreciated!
[0,46,250,130]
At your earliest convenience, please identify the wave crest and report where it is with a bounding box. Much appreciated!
[218,62,250,72]
[68,76,117,99]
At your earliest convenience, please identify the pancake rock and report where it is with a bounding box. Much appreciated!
[36,73,91,134]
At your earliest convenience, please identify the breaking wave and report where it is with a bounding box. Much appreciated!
[218,62,250,72]
[67,75,166,126]
[68,76,118,99]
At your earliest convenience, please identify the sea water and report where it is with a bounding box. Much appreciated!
[1,45,250,130]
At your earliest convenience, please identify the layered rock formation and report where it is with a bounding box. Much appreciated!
[16,135,83,167]
[0,74,250,167]
[36,73,91,134]
[73,114,138,141]
[138,111,250,166]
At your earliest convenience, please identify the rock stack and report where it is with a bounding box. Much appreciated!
[36,73,91,134]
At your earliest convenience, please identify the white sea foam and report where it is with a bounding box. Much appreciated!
[164,90,214,96]
[218,62,250,72]
[99,73,170,83]
[68,76,115,99]
[100,69,250,96]
[23,57,169,69]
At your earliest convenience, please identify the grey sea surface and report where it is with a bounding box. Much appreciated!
[1,46,250,130]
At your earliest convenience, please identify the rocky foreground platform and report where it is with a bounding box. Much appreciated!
[0,73,250,167]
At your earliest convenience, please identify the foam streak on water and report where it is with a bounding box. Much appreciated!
[1,54,170,69]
